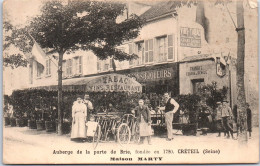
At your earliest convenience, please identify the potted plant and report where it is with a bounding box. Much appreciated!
[36,108,46,131]
[45,106,57,132]
[28,110,37,129]
[176,94,201,136]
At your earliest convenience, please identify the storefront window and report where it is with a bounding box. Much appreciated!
[192,79,205,94]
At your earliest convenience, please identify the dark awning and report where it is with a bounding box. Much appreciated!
[26,74,142,93]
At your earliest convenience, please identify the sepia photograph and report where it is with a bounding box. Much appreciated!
[2,0,259,164]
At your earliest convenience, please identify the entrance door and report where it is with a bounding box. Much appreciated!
[192,79,204,94]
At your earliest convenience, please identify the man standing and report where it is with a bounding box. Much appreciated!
[83,94,94,121]
[215,102,223,137]
[159,92,179,141]
[246,103,252,139]
[221,100,234,139]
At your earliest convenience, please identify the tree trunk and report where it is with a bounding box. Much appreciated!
[57,51,64,135]
[236,0,247,144]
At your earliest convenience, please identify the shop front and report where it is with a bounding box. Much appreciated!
[179,56,229,94]
[118,63,179,96]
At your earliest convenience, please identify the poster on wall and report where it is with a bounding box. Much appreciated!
[2,0,259,164]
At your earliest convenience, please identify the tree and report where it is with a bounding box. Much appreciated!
[3,17,30,68]
[5,0,142,135]
[235,0,247,144]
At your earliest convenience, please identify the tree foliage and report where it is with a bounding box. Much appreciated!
[29,0,143,60]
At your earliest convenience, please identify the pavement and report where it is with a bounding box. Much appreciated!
[3,126,259,164]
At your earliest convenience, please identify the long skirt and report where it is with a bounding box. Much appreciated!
[139,116,152,137]
[71,112,86,139]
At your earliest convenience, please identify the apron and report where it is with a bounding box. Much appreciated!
[139,114,152,137]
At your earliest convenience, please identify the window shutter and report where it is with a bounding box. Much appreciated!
[46,60,49,75]
[49,59,51,75]
[79,56,82,74]
[145,40,148,63]
[62,61,66,77]
[148,39,153,62]
[129,43,133,65]
[168,34,174,60]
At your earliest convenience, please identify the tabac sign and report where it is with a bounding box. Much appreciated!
[85,74,142,93]
[180,27,201,48]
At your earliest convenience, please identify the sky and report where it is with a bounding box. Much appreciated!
[3,0,42,26]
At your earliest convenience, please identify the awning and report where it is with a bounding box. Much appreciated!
[27,74,142,93]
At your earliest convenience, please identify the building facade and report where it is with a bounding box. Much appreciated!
[4,1,258,125]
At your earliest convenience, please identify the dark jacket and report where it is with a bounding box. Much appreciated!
[134,105,151,123]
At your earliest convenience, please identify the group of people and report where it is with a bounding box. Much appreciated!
[70,92,253,143]
[70,92,180,144]
[215,101,252,139]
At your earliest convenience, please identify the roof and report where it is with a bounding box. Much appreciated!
[140,1,177,21]
[179,54,214,63]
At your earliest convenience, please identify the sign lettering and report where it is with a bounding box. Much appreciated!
[186,66,207,76]
[180,27,201,48]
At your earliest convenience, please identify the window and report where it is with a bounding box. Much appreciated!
[73,56,83,75]
[129,43,133,66]
[62,61,66,77]
[157,36,167,62]
[135,42,144,65]
[192,79,204,94]
[66,59,73,76]
[109,58,113,69]
[145,39,153,63]
[79,56,82,74]
[45,59,51,76]
[156,34,174,62]
[29,61,33,84]
[97,60,101,71]
[36,62,44,78]
[168,34,174,60]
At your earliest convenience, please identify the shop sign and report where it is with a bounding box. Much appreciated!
[186,66,207,76]
[85,74,142,93]
[127,68,173,82]
[180,27,201,48]
[216,58,226,77]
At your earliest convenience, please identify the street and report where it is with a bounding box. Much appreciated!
[3,126,259,164]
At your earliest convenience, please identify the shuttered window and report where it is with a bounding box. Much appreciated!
[145,39,153,63]
[129,43,133,65]
[168,34,174,60]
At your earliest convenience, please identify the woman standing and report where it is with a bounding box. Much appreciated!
[134,99,152,145]
[71,96,87,141]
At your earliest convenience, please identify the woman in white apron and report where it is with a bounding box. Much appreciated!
[134,99,152,145]
[71,96,87,141]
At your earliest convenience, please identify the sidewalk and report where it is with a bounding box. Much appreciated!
[3,126,259,164]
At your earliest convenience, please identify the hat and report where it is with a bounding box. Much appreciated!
[84,94,90,99]
[216,102,221,105]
